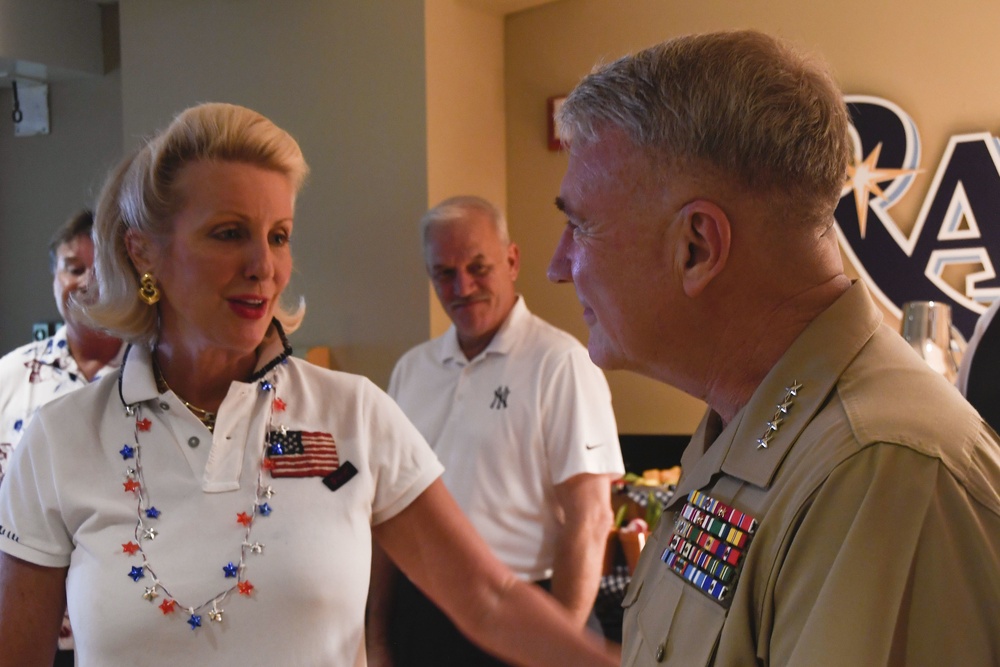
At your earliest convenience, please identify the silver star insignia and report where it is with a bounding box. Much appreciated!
[249,542,264,554]
[142,587,159,601]
[142,528,158,541]
[209,609,224,623]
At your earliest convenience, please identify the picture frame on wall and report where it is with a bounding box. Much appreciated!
[547,95,567,151]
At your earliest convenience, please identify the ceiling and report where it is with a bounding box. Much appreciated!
[456,0,557,16]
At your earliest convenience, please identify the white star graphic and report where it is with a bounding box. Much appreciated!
[844,143,921,238]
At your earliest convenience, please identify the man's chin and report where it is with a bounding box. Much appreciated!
[586,339,622,371]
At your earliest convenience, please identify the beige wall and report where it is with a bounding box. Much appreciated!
[425,0,508,337]
[504,0,1000,433]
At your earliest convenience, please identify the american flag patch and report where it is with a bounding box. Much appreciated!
[266,430,339,477]
[660,490,758,606]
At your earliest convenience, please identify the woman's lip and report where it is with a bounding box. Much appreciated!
[228,297,269,319]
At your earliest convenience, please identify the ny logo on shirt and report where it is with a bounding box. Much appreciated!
[490,385,510,409]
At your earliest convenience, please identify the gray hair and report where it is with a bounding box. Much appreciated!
[83,102,309,346]
[419,195,510,249]
[557,29,851,226]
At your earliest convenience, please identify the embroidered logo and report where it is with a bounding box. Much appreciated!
[490,385,510,409]
[660,490,758,606]
[266,430,339,477]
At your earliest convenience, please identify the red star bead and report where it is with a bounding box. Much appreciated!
[237,580,255,596]
[124,479,141,492]
[236,512,253,526]
[136,418,152,432]
[122,541,140,555]
[159,599,177,615]
[273,398,286,412]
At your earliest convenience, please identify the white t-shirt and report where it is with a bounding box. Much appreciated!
[0,328,443,667]
[389,297,623,581]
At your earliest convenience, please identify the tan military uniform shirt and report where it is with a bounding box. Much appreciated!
[622,281,1000,666]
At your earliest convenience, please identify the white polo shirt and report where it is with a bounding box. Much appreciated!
[389,297,623,581]
[0,327,443,667]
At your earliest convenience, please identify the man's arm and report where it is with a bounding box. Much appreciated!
[374,479,618,667]
[550,472,615,626]
[366,542,398,667]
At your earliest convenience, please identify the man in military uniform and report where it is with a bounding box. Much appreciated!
[547,29,1000,666]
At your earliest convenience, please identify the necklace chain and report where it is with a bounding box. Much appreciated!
[120,374,279,629]
[152,359,216,433]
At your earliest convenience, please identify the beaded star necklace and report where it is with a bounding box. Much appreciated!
[116,332,291,631]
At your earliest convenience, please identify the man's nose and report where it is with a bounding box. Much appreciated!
[453,269,477,295]
[547,225,573,283]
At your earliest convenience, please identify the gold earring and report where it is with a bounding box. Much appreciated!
[139,272,160,305]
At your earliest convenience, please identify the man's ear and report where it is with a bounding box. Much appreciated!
[675,200,730,298]
[124,230,155,274]
[507,241,521,281]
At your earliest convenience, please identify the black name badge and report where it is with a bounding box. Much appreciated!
[323,461,358,491]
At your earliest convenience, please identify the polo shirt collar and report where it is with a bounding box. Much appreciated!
[118,319,292,408]
[674,281,882,498]
[438,295,527,365]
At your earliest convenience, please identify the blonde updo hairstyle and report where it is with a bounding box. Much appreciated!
[85,102,309,347]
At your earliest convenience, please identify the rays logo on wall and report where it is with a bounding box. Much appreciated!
[836,95,1000,337]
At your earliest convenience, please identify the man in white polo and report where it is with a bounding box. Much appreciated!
[368,196,623,666]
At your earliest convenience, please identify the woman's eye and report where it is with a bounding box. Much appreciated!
[213,227,242,240]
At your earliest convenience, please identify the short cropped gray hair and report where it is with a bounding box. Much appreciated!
[84,102,309,346]
[419,195,510,251]
[557,30,851,226]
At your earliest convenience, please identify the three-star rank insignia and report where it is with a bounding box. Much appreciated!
[660,489,758,606]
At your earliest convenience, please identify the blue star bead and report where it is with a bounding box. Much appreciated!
[13,419,22,432]
[258,502,272,516]
[268,442,284,456]
[120,445,135,460]
[260,380,273,392]
[145,506,161,519]
[223,562,239,578]
[128,566,145,581]
[187,614,202,629]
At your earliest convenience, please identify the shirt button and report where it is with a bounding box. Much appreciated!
[655,643,666,662]
[159,402,170,410]
[187,436,200,448]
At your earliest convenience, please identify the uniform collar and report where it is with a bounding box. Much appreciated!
[438,295,528,365]
[118,319,292,408]
[674,281,883,497]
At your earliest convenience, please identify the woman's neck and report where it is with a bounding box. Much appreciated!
[153,342,259,414]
